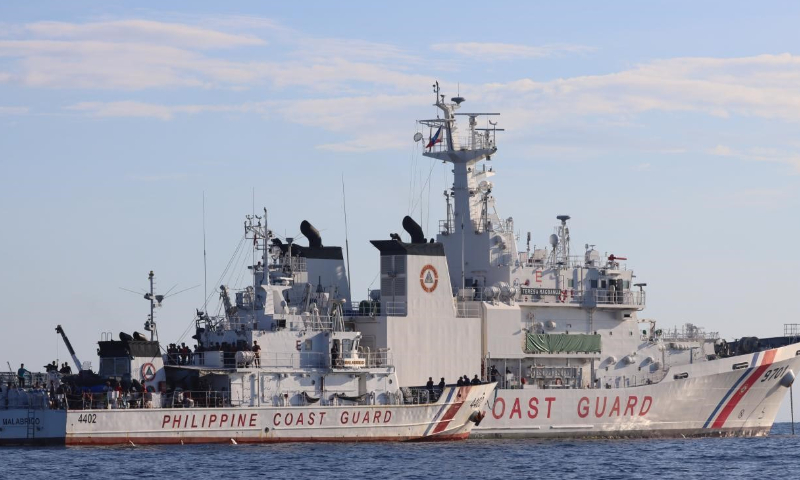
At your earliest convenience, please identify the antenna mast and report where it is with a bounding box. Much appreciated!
[148,271,156,341]
[202,191,208,311]
[342,174,352,295]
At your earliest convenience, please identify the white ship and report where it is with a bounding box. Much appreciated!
[1,217,494,446]
[4,84,798,445]
[391,83,800,438]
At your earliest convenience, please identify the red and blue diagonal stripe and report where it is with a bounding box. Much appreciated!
[703,349,776,429]
[423,386,467,436]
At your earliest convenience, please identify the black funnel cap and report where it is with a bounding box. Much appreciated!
[301,220,323,248]
[402,216,426,244]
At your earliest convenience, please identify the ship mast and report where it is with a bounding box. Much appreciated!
[144,271,159,341]
[418,82,503,290]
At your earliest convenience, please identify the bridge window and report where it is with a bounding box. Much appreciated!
[99,357,131,377]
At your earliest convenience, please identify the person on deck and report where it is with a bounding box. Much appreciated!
[471,374,482,385]
[17,364,29,387]
[252,341,261,367]
[438,377,445,392]
[426,377,434,396]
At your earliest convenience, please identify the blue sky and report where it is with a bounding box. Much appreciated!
[2,2,800,418]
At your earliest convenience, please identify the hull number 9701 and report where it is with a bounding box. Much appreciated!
[761,366,789,383]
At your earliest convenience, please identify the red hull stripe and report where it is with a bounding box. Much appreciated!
[432,386,468,434]
[423,386,457,436]
[65,433,470,445]
[711,349,777,429]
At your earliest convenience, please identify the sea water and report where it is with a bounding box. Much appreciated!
[6,423,800,479]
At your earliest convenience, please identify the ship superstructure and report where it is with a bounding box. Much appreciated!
[395,84,800,438]
[1,213,494,446]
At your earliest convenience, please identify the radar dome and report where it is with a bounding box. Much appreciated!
[549,234,559,247]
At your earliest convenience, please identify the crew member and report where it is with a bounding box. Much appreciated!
[17,364,29,387]
[331,340,340,368]
[438,377,445,392]
[471,374,482,385]
[253,341,261,367]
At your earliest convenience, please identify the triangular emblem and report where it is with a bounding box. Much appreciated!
[425,272,434,283]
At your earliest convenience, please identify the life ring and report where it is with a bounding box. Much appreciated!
[559,290,568,302]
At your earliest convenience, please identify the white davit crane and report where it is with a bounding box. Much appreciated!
[55,324,83,372]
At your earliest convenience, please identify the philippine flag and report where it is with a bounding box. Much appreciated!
[426,127,443,150]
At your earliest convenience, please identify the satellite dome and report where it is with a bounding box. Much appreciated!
[549,234,559,247]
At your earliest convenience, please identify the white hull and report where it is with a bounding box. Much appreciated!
[0,384,492,446]
[65,384,491,445]
[474,344,800,438]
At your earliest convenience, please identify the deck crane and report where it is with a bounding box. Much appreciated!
[55,324,84,372]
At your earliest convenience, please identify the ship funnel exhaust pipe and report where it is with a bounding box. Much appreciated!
[402,216,426,244]
[300,220,323,248]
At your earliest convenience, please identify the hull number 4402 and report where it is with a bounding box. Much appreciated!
[77,414,97,424]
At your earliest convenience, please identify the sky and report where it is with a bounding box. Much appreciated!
[1,1,800,420]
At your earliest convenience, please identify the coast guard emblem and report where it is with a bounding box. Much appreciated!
[141,362,156,381]
[420,265,439,293]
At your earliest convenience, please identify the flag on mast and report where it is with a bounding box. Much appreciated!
[426,126,443,150]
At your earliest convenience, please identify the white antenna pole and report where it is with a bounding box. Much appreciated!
[202,191,208,311]
[342,174,352,297]
[268,208,271,282]
[149,271,156,341]
[252,188,256,312]
[461,218,465,290]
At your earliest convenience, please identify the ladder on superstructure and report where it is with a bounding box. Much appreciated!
[25,394,36,441]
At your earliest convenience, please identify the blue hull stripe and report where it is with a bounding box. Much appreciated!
[423,387,456,436]
[703,352,760,429]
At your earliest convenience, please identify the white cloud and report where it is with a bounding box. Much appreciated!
[0,19,427,92]
[728,188,791,208]
[316,133,408,153]
[66,101,269,120]
[126,173,191,182]
[0,106,28,115]
[0,40,267,89]
[431,42,594,60]
[707,144,800,173]
[483,54,800,124]
[5,17,800,164]
[274,94,427,131]
[24,20,265,49]
[708,145,735,156]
